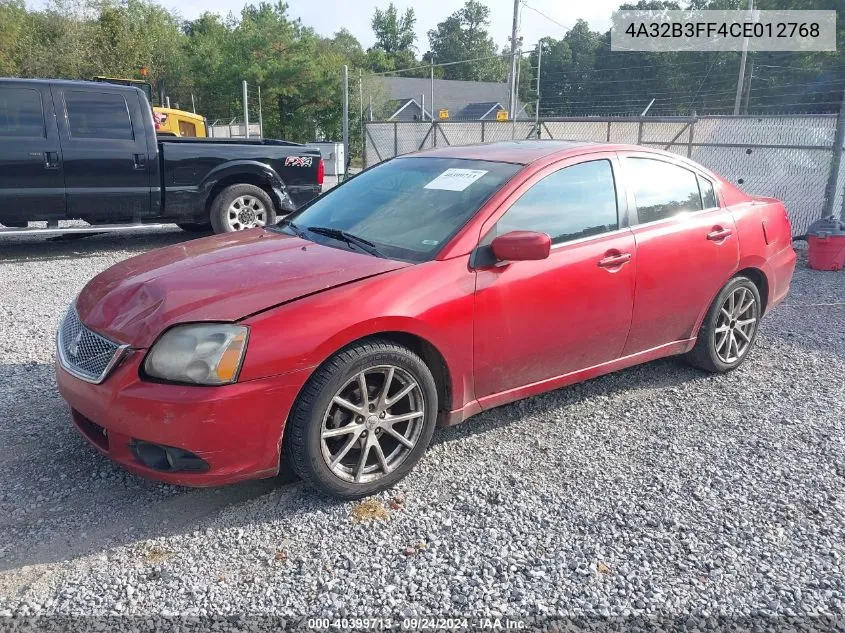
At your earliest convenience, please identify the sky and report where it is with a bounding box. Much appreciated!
[26,0,625,50]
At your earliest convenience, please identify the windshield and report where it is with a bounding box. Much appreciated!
[278,157,521,262]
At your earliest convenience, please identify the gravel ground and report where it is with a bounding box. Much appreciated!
[0,232,843,629]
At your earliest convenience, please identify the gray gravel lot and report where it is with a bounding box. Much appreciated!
[0,231,843,626]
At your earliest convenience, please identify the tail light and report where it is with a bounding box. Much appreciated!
[317,158,324,186]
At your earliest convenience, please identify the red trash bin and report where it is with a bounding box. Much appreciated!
[806,216,845,271]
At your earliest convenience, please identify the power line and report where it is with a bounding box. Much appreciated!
[367,51,524,78]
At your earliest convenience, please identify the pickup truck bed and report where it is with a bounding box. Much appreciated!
[0,78,323,234]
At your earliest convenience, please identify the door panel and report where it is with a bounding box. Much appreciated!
[474,229,637,399]
[52,87,151,223]
[0,84,65,223]
[619,153,739,355]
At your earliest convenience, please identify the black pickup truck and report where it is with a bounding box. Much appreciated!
[0,78,323,233]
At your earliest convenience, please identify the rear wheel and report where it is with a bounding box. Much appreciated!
[685,276,761,373]
[209,184,276,234]
[283,340,438,499]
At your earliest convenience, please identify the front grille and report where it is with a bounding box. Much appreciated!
[57,307,125,383]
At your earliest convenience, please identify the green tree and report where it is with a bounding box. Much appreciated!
[366,2,417,73]
[426,0,505,81]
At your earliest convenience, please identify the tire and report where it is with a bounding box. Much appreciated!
[284,339,438,499]
[685,276,762,373]
[209,184,276,234]
[176,222,212,233]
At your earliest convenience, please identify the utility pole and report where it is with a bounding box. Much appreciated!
[242,80,249,138]
[257,84,263,138]
[359,69,364,161]
[741,59,754,114]
[507,0,520,118]
[342,65,349,181]
[733,0,753,115]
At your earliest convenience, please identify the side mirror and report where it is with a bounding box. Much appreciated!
[490,230,551,262]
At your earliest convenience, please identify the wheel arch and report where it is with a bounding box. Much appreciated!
[201,162,287,216]
[735,266,770,314]
[692,264,771,338]
[301,331,453,415]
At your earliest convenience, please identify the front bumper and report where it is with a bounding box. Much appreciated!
[56,350,310,487]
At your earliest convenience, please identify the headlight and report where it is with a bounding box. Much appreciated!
[143,324,249,385]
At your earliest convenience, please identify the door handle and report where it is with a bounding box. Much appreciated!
[133,153,147,170]
[597,252,632,268]
[43,151,60,169]
[707,227,732,241]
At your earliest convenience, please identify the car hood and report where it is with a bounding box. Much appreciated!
[76,229,411,348]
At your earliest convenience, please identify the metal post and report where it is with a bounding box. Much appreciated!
[165,96,170,109]
[507,0,519,117]
[430,60,435,120]
[733,0,753,115]
[191,94,196,113]
[242,80,249,138]
[368,94,373,122]
[421,94,425,120]
[534,43,542,139]
[342,65,349,181]
[823,89,845,219]
[359,70,364,164]
[257,84,263,138]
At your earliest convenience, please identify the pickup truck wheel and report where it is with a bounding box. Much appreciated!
[210,184,276,233]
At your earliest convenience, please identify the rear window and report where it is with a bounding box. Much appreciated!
[0,87,45,138]
[626,157,703,224]
[64,91,133,140]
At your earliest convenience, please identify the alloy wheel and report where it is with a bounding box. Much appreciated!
[714,286,759,364]
[320,365,425,484]
[226,195,267,230]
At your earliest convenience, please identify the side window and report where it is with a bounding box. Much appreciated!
[0,87,45,138]
[626,158,703,224]
[496,160,619,244]
[64,91,133,140]
[698,175,717,209]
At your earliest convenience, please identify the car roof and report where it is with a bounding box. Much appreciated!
[0,77,144,94]
[399,140,685,166]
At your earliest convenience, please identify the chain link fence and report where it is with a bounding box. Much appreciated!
[363,115,844,236]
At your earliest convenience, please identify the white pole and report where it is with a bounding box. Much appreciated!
[342,65,349,181]
[242,80,249,138]
[430,60,435,119]
[257,84,263,138]
[641,98,655,116]
[191,93,196,113]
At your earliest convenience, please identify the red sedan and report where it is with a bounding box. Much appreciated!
[56,141,796,498]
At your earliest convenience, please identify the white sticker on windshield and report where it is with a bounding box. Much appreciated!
[424,168,488,192]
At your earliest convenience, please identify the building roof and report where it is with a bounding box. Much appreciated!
[376,76,522,119]
[458,101,503,119]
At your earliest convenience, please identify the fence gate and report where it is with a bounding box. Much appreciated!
[363,115,843,237]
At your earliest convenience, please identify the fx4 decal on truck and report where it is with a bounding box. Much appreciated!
[285,156,314,167]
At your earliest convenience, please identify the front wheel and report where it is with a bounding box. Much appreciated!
[685,276,761,373]
[283,340,438,499]
[209,184,276,234]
